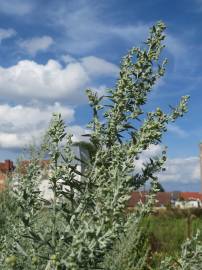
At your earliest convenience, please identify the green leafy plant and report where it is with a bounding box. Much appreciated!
[1,21,190,269]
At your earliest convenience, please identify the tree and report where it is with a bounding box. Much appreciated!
[1,21,190,269]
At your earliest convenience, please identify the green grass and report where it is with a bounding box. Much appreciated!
[146,208,202,267]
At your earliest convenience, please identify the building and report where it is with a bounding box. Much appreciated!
[156,192,171,207]
[128,192,147,208]
[13,145,89,200]
[128,191,202,209]
[128,192,171,209]
[0,160,15,191]
[174,192,202,208]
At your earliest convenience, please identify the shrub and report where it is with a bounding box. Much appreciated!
[1,21,191,269]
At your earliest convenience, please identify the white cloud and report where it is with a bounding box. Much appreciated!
[0,28,16,43]
[0,103,91,149]
[167,124,188,138]
[0,102,74,132]
[0,0,33,15]
[0,57,118,102]
[134,144,164,172]
[0,59,89,102]
[81,56,119,77]
[134,145,200,185]
[158,157,200,183]
[0,102,74,149]
[19,36,54,56]
[0,132,38,149]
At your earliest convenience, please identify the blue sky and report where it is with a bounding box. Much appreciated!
[0,0,202,191]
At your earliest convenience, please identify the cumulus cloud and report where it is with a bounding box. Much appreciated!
[0,28,16,43]
[19,36,54,56]
[134,144,164,172]
[0,57,118,102]
[134,144,200,185]
[0,53,118,150]
[0,103,74,148]
[159,157,200,183]
[0,132,38,149]
[0,60,89,101]
[81,56,119,77]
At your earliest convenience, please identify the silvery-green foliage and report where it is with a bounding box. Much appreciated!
[160,233,202,270]
[1,21,190,269]
[0,181,22,267]
[101,177,163,270]
[0,150,48,269]
[102,218,150,270]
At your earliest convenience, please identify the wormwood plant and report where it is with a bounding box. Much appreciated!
[102,218,150,270]
[159,233,202,270]
[1,22,190,269]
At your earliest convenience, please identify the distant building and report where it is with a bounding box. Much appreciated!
[128,192,147,208]
[156,192,171,207]
[128,191,202,209]
[0,160,15,191]
[13,145,89,200]
[174,192,202,208]
[128,192,171,209]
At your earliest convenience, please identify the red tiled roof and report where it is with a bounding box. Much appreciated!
[180,192,202,201]
[128,192,172,207]
[128,192,147,207]
[128,192,202,208]
[156,192,171,206]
